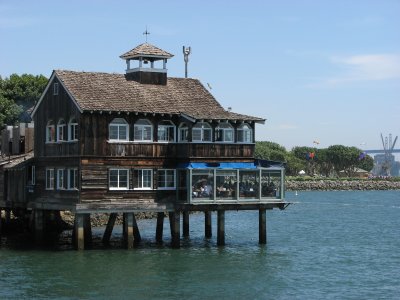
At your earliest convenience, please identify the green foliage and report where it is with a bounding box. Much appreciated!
[0,94,22,128]
[0,73,47,126]
[257,141,375,178]
[0,74,47,107]
[358,154,374,172]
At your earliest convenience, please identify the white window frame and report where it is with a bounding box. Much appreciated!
[68,118,78,142]
[134,119,153,142]
[192,122,212,143]
[53,82,59,95]
[46,168,55,190]
[215,123,234,143]
[28,165,35,185]
[134,169,153,190]
[46,121,55,143]
[157,169,176,190]
[109,169,129,190]
[57,119,66,142]
[178,123,189,142]
[157,120,176,143]
[67,168,78,190]
[237,123,253,143]
[57,169,65,190]
[109,118,129,142]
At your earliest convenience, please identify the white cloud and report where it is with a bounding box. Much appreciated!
[309,54,400,88]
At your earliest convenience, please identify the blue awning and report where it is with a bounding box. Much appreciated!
[177,162,257,169]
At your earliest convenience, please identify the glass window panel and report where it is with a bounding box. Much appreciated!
[216,170,237,200]
[239,170,259,199]
[192,170,214,200]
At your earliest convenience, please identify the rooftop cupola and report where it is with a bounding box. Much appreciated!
[120,43,174,85]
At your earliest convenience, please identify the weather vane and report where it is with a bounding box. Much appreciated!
[143,26,150,42]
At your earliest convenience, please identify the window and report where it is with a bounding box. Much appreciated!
[109,169,129,190]
[67,168,78,190]
[157,120,175,142]
[46,168,55,190]
[237,123,253,143]
[28,165,35,185]
[57,169,65,190]
[192,170,214,199]
[46,121,55,143]
[158,169,176,189]
[53,82,59,95]
[134,119,152,141]
[57,119,66,142]
[192,122,212,142]
[215,123,234,142]
[68,118,78,141]
[134,169,153,189]
[178,123,189,142]
[109,118,129,141]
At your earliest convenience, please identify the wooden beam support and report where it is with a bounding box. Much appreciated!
[205,211,212,238]
[169,211,180,248]
[156,212,164,243]
[182,211,190,237]
[34,209,44,245]
[132,213,141,243]
[0,209,2,236]
[83,213,92,249]
[123,213,134,249]
[74,213,85,250]
[259,209,267,244]
[217,210,225,246]
[102,213,117,245]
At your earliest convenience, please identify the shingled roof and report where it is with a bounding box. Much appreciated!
[34,70,264,122]
[120,43,174,60]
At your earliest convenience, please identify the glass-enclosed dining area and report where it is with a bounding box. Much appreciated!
[176,161,285,203]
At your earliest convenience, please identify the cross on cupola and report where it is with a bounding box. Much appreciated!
[120,41,174,85]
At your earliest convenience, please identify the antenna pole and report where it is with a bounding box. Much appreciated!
[183,46,191,78]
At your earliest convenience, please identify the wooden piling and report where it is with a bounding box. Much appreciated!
[123,213,134,249]
[34,209,44,244]
[0,208,2,236]
[132,213,141,243]
[83,214,92,248]
[156,212,164,243]
[205,211,212,238]
[259,209,267,244]
[182,211,189,237]
[217,210,225,246]
[102,213,117,245]
[74,213,85,250]
[169,211,180,248]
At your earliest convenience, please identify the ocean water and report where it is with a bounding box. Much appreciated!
[0,191,399,299]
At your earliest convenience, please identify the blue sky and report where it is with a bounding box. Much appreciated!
[1,0,399,152]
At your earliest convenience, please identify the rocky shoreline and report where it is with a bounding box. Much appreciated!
[57,180,399,227]
[286,179,400,191]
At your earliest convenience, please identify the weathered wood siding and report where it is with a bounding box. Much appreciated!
[33,77,81,158]
[80,158,176,207]
[79,113,255,159]
[32,157,80,209]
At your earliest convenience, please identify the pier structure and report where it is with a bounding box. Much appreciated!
[1,42,289,249]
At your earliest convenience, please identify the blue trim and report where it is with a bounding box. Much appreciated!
[177,162,257,169]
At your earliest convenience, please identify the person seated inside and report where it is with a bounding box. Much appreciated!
[200,181,213,197]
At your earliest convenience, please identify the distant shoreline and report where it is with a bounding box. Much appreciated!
[286,179,400,191]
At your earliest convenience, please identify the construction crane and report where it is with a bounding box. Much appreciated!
[380,133,398,176]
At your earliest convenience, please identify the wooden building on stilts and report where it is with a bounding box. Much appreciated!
[1,42,288,249]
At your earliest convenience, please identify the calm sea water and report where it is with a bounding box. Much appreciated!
[1,191,399,299]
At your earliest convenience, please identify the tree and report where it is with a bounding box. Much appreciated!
[326,145,361,176]
[255,141,287,162]
[358,154,374,172]
[0,74,47,121]
[0,94,22,128]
